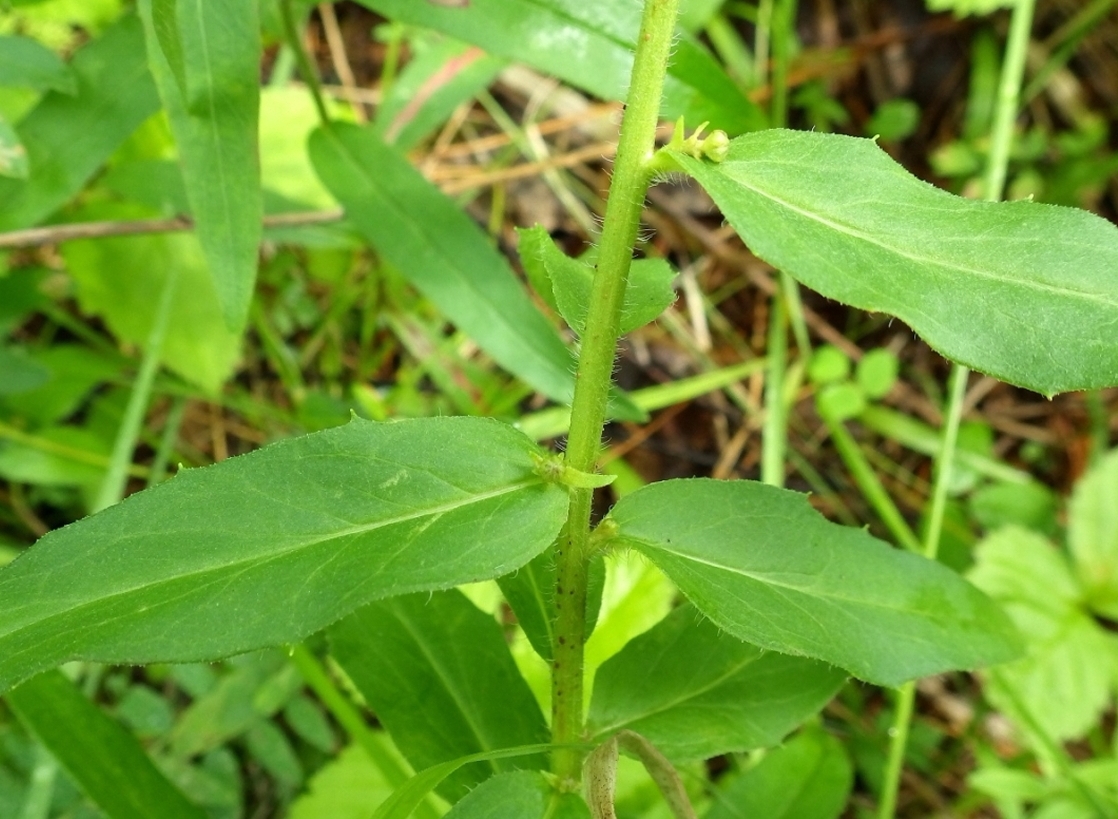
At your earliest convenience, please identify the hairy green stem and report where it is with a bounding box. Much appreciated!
[879,2,1035,814]
[550,0,680,787]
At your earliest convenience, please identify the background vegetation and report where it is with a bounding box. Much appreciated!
[1,0,1116,816]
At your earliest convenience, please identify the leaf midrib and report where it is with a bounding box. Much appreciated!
[0,478,542,642]
[590,651,759,737]
[688,152,1118,310]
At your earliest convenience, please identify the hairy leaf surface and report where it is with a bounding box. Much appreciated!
[0,417,567,693]
[587,606,845,761]
[669,130,1118,395]
[605,479,1022,686]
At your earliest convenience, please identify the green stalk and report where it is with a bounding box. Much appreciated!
[550,0,679,787]
[877,364,967,819]
[822,414,922,553]
[92,267,179,513]
[281,0,329,126]
[760,0,809,488]
[878,2,1036,815]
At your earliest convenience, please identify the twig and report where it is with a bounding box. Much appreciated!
[0,209,344,250]
[316,2,367,122]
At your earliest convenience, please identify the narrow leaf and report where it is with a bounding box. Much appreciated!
[150,0,188,97]
[587,606,845,761]
[371,744,563,819]
[7,670,207,819]
[309,123,577,405]
[604,479,1023,686]
[0,417,567,693]
[0,16,160,231]
[139,0,262,331]
[703,728,853,819]
[668,130,1118,395]
[371,36,506,151]
[0,35,77,94]
[328,590,549,800]
[444,771,589,818]
[357,0,763,133]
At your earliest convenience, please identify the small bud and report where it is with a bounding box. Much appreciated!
[701,129,730,163]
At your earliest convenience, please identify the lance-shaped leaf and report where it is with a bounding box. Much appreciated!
[357,0,763,134]
[139,0,262,332]
[0,35,77,94]
[666,130,1118,396]
[8,670,207,819]
[0,417,568,694]
[0,16,160,231]
[329,590,549,800]
[602,479,1022,686]
[311,123,596,410]
[587,605,845,761]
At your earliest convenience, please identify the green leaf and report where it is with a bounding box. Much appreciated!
[61,208,241,393]
[667,130,1118,396]
[587,605,846,761]
[371,35,506,151]
[149,0,187,97]
[0,416,567,694]
[0,35,77,94]
[604,478,1023,686]
[290,743,415,819]
[7,670,207,819]
[0,112,28,179]
[444,771,590,818]
[0,16,161,231]
[309,123,577,406]
[498,547,605,662]
[371,744,562,819]
[0,345,49,394]
[807,346,850,386]
[855,348,898,400]
[357,0,763,134]
[517,226,677,335]
[1068,448,1118,619]
[329,590,549,800]
[703,728,853,819]
[139,0,262,332]
[968,526,1117,741]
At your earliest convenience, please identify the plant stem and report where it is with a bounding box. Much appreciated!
[877,363,967,819]
[92,266,179,513]
[878,1,1035,814]
[760,0,809,488]
[550,0,679,788]
[280,0,329,126]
